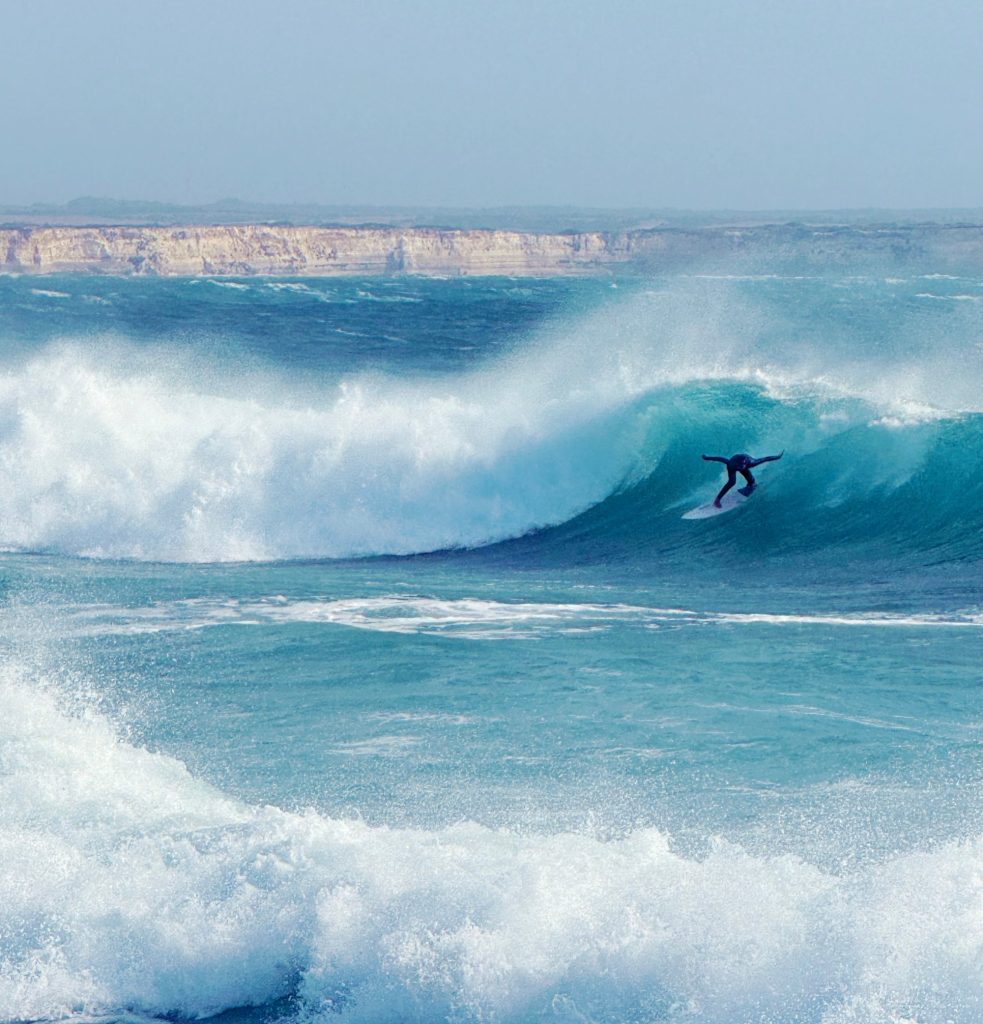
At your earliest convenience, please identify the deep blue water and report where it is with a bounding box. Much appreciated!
[0,272,980,1024]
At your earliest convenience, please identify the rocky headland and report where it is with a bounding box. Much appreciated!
[3,222,983,276]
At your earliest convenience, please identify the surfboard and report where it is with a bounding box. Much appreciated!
[681,488,749,519]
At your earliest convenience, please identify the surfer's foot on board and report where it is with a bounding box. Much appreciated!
[738,484,755,497]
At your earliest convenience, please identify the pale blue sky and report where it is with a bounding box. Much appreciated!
[4,0,982,209]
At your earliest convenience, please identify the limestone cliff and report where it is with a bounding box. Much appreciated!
[0,225,630,277]
[3,223,983,276]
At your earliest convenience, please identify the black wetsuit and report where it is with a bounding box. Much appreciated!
[702,451,784,507]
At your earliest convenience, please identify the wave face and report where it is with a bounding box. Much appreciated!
[1,666,980,1024]
[530,391,983,570]
[0,274,981,567]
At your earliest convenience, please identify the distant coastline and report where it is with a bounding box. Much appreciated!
[4,218,983,277]
[6,196,983,230]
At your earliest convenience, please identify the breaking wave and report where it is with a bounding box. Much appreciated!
[1,665,980,1024]
[0,282,979,564]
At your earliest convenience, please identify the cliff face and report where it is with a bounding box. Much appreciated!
[0,225,628,277]
[3,223,983,276]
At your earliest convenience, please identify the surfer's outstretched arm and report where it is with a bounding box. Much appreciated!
[747,451,784,468]
[702,454,729,465]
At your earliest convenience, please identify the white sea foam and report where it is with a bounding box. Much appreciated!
[708,609,983,629]
[915,292,983,303]
[60,596,983,641]
[204,279,252,291]
[0,666,980,1024]
[355,288,423,303]
[0,330,663,560]
[266,281,314,293]
[61,596,665,640]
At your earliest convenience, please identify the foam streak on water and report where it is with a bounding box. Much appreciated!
[58,596,983,640]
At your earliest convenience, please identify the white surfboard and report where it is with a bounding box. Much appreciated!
[681,489,749,520]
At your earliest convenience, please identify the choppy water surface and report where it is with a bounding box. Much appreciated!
[0,272,980,1024]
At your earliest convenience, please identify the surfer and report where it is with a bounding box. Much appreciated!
[702,451,784,507]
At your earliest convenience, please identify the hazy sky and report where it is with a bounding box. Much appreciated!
[4,0,982,209]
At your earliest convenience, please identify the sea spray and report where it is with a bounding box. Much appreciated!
[0,666,980,1024]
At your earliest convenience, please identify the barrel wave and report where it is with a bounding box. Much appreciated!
[0,319,979,566]
[1,272,983,569]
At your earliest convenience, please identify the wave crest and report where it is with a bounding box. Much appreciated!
[0,319,978,563]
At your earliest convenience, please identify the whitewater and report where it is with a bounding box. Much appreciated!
[0,271,980,1024]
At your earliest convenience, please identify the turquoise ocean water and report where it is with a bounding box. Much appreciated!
[0,271,980,1024]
